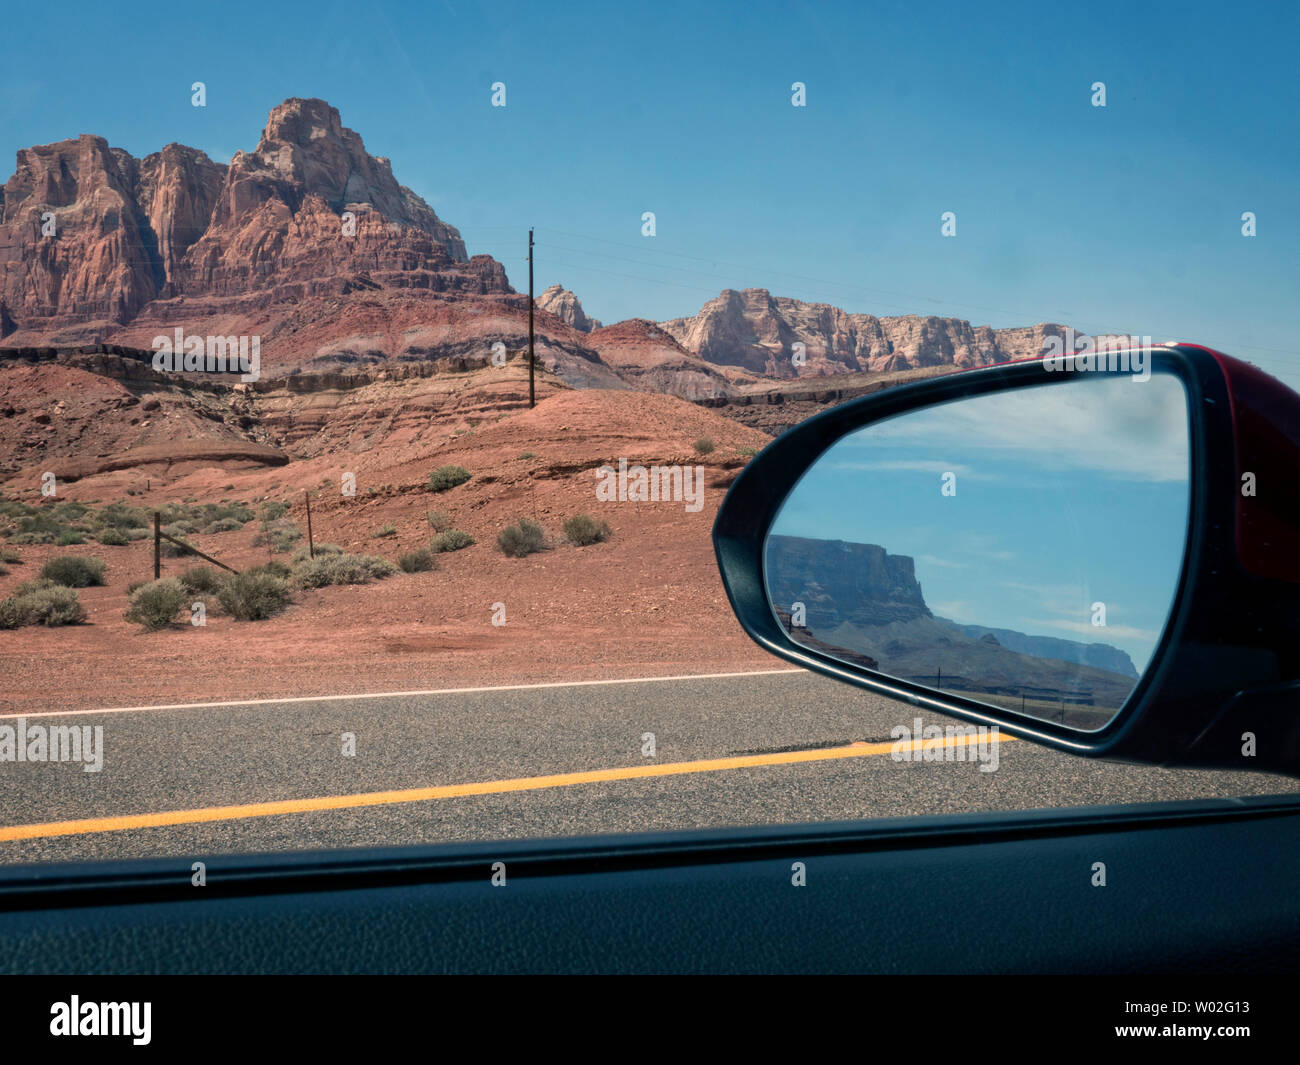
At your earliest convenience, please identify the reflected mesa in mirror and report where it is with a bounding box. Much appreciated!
[764,372,1191,731]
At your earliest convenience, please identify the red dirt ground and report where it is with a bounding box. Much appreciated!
[0,389,779,712]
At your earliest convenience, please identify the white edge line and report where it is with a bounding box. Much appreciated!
[0,669,807,720]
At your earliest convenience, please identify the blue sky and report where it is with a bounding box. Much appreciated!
[769,372,1192,671]
[0,0,1296,384]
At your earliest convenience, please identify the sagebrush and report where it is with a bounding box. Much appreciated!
[498,519,547,558]
[125,578,187,631]
[40,555,107,588]
[563,514,612,547]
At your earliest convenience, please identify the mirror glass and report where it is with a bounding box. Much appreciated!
[764,371,1191,731]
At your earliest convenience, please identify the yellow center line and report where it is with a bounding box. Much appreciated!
[0,733,1014,842]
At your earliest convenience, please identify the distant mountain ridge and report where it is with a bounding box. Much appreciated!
[658,287,1080,378]
[765,534,1139,709]
[947,622,1138,679]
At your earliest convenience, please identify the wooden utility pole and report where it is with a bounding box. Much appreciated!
[304,490,315,559]
[528,227,535,408]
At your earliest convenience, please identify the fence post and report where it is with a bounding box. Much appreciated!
[154,511,161,580]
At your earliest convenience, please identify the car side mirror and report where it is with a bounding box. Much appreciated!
[713,345,1300,777]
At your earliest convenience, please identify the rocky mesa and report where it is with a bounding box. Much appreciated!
[659,287,1076,378]
[0,99,524,375]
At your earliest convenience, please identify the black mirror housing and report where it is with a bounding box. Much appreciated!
[713,345,1300,777]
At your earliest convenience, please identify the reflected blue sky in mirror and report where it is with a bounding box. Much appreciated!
[768,372,1190,673]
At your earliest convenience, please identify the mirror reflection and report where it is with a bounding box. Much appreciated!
[765,372,1191,731]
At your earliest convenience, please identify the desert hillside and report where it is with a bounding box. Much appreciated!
[0,379,775,712]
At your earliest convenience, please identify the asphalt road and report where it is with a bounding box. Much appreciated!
[1,669,1296,866]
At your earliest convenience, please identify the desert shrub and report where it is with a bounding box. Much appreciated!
[56,529,86,546]
[12,503,89,544]
[179,566,223,595]
[123,527,151,541]
[563,514,612,547]
[32,587,86,626]
[518,451,537,460]
[202,517,245,534]
[216,571,290,620]
[0,548,21,563]
[97,502,151,532]
[294,555,367,588]
[497,519,547,558]
[8,512,63,543]
[398,547,438,573]
[258,500,290,525]
[162,520,197,537]
[7,532,54,545]
[251,518,302,553]
[429,465,472,493]
[373,524,397,538]
[432,529,474,553]
[694,436,715,455]
[124,577,186,631]
[96,528,129,546]
[126,580,148,595]
[40,555,106,587]
[245,560,293,580]
[293,553,397,588]
[196,502,253,525]
[273,521,303,549]
[290,542,343,563]
[736,445,759,457]
[426,509,451,532]
[49,501,90,520]
[0,584,86,628]
[363,555,397,578]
